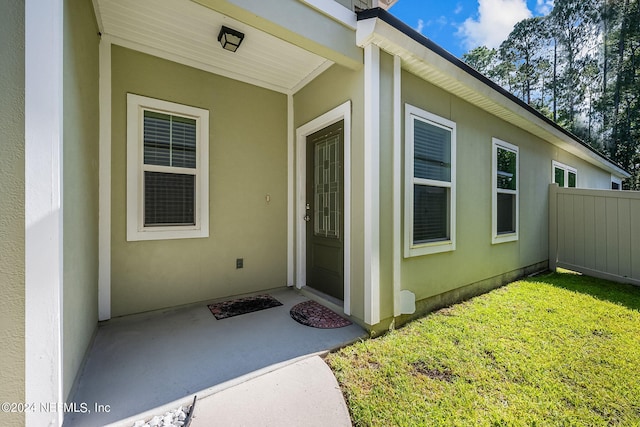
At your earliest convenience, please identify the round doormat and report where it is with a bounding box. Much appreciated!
[290,300,352,329]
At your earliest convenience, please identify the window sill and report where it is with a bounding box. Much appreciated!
[127,226,209,242]
[492,233,518,245]
[404,240,455,258]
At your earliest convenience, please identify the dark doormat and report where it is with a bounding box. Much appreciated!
[208,294,282,320]
[290,300,352,329]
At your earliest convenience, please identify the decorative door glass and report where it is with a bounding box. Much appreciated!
[314,135,341,238]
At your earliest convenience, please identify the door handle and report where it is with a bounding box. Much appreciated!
[303,214,311,222]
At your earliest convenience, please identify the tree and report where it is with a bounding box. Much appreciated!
[461,46,499,77]
[550,0,601,132]
[499,17,547,105]
[459,0,640,189]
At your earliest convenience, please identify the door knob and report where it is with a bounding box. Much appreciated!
[303,214,311,222]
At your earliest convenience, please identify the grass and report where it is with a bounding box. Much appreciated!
[326,271,640,426]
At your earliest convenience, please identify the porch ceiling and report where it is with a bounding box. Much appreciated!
[94,0,333,94]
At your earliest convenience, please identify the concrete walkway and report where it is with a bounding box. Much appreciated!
[67,287,364,426]
[189,355,351,427]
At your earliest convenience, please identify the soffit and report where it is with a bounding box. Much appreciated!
[94,0,332,94]
[357,16,630,178]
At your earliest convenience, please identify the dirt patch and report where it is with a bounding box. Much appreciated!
[411,361,456,382]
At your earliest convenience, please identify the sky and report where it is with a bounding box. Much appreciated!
[388,0,555,57]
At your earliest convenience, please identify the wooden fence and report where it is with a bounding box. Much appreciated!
[549,184,640,286]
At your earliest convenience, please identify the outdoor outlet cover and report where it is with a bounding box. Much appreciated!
[236,258,243,269]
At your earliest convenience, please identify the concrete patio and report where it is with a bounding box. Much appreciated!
[64,287,365,426]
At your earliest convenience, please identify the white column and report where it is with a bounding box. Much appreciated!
[25,0,64,424]
[98,37,112,321]
[363,43,380,325]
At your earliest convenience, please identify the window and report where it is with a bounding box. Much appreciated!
[127,94,209,241]
[552,161,577,188]
[404,104,456,257]
[492,138,518,244]
[611,176,622,190]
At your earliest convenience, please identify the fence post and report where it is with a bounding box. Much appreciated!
[548,183,559,272]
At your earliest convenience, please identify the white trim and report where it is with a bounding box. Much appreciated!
[25,0,64,424]
[299,0,357,29]
[290,60,334,95]
[91,0,104,33]
[392,55,402,317]
[287,94,294,286]
[492,138,519,244]
[295,101,352,315]
[552,160,578,188]
[355,17,631,180]
[98,38,112,321]
[126,94,209,241]
[108,35,293,95]
[364,44,380,325]
[611,175,622,190]
[404,104,457,257]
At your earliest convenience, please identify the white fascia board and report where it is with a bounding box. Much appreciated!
[299,0,357,29]
[356,17,631,179]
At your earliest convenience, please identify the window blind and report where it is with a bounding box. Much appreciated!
[144,111,196,168]
[413,185,447,243]
[144,172,195,226]
[413,119,451,182]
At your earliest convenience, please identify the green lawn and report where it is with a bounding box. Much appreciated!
[326,271,640,426]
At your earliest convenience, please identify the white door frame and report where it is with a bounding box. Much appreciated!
[295,101,351,315]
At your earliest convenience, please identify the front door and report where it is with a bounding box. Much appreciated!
[305,121,344,300]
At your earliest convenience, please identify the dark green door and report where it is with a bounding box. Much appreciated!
[306,121,344,300]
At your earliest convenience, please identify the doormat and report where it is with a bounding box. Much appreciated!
[208,294,282,320]
[290,300,352,329]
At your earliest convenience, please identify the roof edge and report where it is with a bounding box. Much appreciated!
[357,8,631,178]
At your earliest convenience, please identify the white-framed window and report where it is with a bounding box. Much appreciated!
[492,138,519,244]
[126,94,209,241]
[552,161,577,188]
[611,175,622,190]
[404,104,456,257]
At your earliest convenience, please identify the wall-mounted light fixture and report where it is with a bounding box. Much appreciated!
[217,26,245,52]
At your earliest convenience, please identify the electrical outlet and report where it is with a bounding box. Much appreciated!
[236,258,243,269]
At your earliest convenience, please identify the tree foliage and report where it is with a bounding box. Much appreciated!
[462,0,640,189]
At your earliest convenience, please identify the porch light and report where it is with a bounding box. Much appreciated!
[217,26,245,52]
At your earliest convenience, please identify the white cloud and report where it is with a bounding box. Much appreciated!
[454,3,463,14]
[536,0,554,15]
[415,18,425,34]
[457,0,532,50]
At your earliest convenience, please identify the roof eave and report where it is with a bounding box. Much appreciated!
[356,8,631,179]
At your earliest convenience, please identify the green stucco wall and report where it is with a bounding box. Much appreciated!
[0,2,25,426]
[111,46,288,317]
[294,63,365,321]
[375,66,613,323]
[63,0,100,400]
